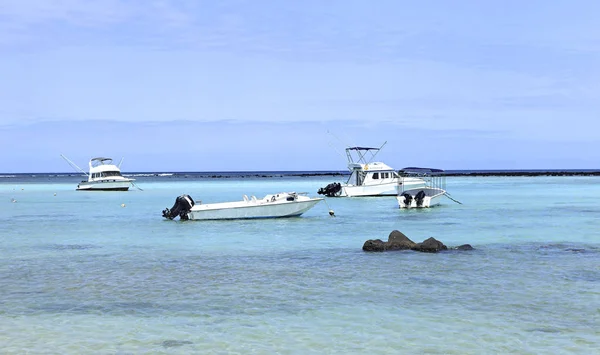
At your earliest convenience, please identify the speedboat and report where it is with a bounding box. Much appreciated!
[318,142,425,197]
[61,155,135,191]
[162,192,324,220]
[396,167,447,208]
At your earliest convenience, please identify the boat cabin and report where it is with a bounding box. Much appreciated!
[88,157,125,181]
[346,162,399,187]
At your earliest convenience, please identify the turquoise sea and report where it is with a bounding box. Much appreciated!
[1,173,599,354]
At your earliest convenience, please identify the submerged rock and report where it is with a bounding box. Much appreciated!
[454,244,474,251]
[362,239,387,252]
[162,340,193,348]
[362,230,472,253]
[412,237,448,253]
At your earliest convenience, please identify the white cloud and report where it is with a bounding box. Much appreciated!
[0,1,599,147]
[2,43,598,144]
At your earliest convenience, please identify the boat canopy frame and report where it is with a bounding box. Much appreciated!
[345,141,387,165]
[398,167,446,194]
[90,157,125,169]
[90,157,114,167]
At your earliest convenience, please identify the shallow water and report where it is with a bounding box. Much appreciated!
[1,175,599,354]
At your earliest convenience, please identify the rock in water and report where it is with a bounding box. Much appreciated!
[362,239,386,252]
[363,231,472,253]
[386,230,416,250]
[162,340,193,348]
[411,237,448,253]
[363,231,466,253]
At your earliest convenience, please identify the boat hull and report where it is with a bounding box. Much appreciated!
[76,180,133,191]
[340,182,397,197]
[187,199,323,220]
[340,178,426,197]
[396,187,446,208]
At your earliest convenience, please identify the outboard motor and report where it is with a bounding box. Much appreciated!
[317,182,342,197]
[415,190,426,207]
[401,193,413,207]
[286,192,298,201]
[162,194,195,220]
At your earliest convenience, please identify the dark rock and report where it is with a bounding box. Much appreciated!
[411,237,448,253]
[363,231,471,253]
[386,230,416,250]
[454,244,474,251]
[363,239,386,252]
[46,244,99,251]
[387,230,414,244]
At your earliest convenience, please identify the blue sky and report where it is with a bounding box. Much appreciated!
[1,0,599,172]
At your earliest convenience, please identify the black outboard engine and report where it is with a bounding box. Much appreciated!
[401,193,413,207]
[317,182,342,197]
[415,190,426,207]
[162,194,195,220]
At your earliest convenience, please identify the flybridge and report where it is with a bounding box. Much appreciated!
[90,157,123,169]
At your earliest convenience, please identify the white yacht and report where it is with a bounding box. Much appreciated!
[318,142,425,197]
[162,192,323,220]
[61,155,135,191]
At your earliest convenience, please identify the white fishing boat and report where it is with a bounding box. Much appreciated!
[396,167,447,208]
[318,142,425,197]
[61,155,135,191]
[162,192,324,220]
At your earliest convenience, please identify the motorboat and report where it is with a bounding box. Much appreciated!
[61,155,135,191]
[162,192,324,220]
[318,142,425,197]
[396,167,447,208]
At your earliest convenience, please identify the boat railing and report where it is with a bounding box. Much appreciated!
[398,168,446,193]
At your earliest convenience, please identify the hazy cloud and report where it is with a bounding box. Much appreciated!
[0,1,599,170]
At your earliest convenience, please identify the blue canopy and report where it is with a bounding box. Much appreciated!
[400,167,445,173]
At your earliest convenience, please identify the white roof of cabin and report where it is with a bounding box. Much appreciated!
[359,162,395,171]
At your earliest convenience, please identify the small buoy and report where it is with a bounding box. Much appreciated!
[121,203,126,208]
[329,209,335,217]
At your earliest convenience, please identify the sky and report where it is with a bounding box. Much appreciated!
[0,0,599,173]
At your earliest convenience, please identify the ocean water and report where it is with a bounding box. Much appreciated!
[1,174,599,354]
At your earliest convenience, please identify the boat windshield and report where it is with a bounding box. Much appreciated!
[91,171,123,178]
